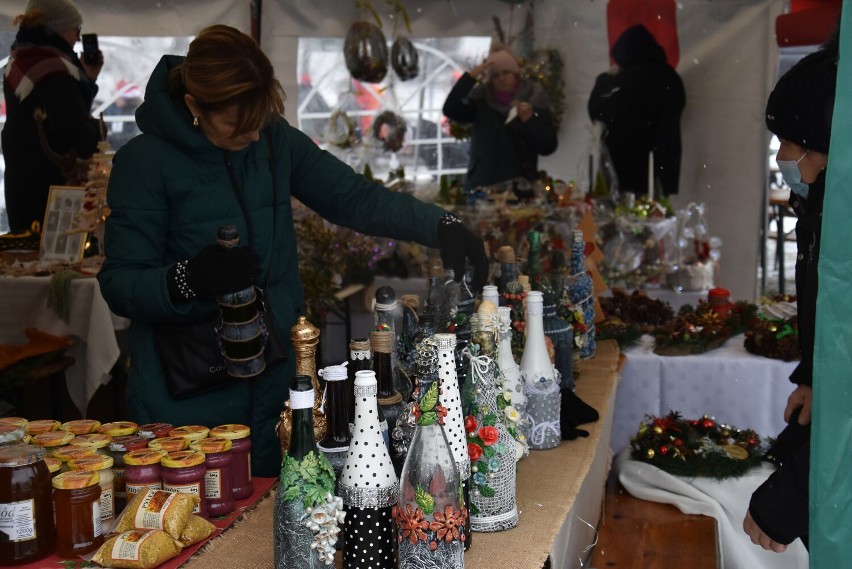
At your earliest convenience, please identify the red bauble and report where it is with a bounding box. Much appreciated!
[701,418,715,429]
[659,445,670,456]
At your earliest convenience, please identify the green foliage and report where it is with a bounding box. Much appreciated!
[479,485,496,498]
[420,381,438,412]
[279,451,337,509]
[416,485,435,514]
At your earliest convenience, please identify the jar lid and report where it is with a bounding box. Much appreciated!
[52,445,97,463]
[169,425,210,441]
[108,435,149,453]
[52,470,99,489]
[25,419,60,435]
[124,448,166,466]
[708,287,731,298]
[68,454,114,471]
[98,421,138,437]
[137,423,175,439]
[32,430,75,448]
[74,433,112,449]
[0,444,45,467]
[162,450,205,468]
[44,457,61,473]
[189,437,232,454]
[0,416,28,428]
[210,424,251,440]
[147,436,189,452]
[0,424,25,444]
[60,419,102,435]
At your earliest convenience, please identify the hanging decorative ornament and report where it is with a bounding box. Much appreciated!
[344,21,388,83]
[391,36,419,81]
[372,110,407,153]
[324,108,358,149]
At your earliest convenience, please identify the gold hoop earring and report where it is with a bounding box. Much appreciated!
[192,116,199,127]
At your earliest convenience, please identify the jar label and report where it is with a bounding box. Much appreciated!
[204,469,221,499]
[0,499,36,543]
[135,491,180,529]
[113,467,126,498]
[127,482,162,501]
[162,483,201,514]
[111,529,154,561]
[100,489,114,521]
[93,501,102,538]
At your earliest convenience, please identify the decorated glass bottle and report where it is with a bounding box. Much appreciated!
[372,330,408,475]
[497,306,529,461]
[394,339,466,568]
[496,246,518,297]
[340,370,398,569]
[424,254,452,331]
[215,225,266,378]
[278,317,326,454]
[481,285,499,308]
[274,376,343,569]
[467,302,518,531]
[541,285,575,392]
[374,285,412,401]
[567,230,597,359]
[519,291,561,449]
[317,363,350,484]
[400,294,421,373]
[434,333,472,549]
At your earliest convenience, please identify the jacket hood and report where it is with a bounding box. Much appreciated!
[136,55,221,161]
[611,24,667,68]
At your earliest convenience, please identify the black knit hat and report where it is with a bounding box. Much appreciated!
[766,45,838,154]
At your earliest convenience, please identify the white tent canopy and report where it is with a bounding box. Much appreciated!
[0,0,785,300]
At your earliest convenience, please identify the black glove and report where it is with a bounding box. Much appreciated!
[168,244,261,302]
[436,213,488,294]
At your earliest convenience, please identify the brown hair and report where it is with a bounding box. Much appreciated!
[169,24,286,135]
[13,10,45,28]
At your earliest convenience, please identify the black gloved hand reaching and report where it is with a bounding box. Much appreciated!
[436,213,488,294]
[168,244,261,302]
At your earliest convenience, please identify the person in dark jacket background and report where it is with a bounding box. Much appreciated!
[743,34,839,553]
[98,25,487,477]
[2,0,103,233]
[588,24,685,196]
[442,45,558,191]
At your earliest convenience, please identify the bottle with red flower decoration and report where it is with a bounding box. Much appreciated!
[465,301,518,531]
[566,230,596,359]
[394,338,465,569]
[340,370,398,569]
[519,291,561,449]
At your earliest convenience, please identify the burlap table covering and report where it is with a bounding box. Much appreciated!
[182,340,621,569]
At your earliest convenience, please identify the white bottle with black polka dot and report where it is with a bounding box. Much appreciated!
[435,332,473,549]
[340,370,399,569]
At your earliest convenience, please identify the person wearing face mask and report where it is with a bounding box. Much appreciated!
[442,45,558,191]
[742,32,838,553]
[97,25,488,477]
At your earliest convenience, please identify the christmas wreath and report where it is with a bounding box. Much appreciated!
[372,110,407,152]
[630,412,764,479]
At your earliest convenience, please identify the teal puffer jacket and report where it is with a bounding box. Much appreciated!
[98,55,446,476]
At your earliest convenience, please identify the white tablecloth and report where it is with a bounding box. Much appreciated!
[616,449,809,568]
[0,275,126,416]
[612,334,799,453]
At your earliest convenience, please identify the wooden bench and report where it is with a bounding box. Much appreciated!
[590,474,718,569]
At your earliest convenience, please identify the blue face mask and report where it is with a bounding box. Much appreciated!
[776,150,809,199]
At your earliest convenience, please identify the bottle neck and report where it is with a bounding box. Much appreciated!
[319,381,349,448]
[289,406,318,462]
[374,351,396,399]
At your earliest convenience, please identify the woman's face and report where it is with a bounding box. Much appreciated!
[777,138,828,184]
[490,70,519,94]
[185,96,261,151]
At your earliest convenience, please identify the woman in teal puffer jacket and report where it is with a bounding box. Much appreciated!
[98,25,486,476]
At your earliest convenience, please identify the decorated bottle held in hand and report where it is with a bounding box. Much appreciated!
[274,376,343,569]
[394,338,466,568]
[215,224,266,378]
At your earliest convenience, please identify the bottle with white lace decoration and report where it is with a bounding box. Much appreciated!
[317,364,350,485]
[497,306,529,461]
[466,301,519,531]
[519,291,561,449]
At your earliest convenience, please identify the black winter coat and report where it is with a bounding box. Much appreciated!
[2,26,101,232]
[443,73,558,191]
[749,172,825,547]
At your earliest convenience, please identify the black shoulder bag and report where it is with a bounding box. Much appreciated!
[152,132,288,399]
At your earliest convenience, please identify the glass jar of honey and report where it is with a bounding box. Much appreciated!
[52,470,103,557]
[0,445,55,565]
[136,423,174,440]
[69,455,116,529]
[31,430,74,452]
[161,450,207,518]
[169,425,210,442]
[147,436,189,453]
[107,436,149,513]
[98,421,138,438]
[210,424,252,500]
[59,420,101,436]
[24,420,59,436]
[52,445,97,472]
[73,433,112,455]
